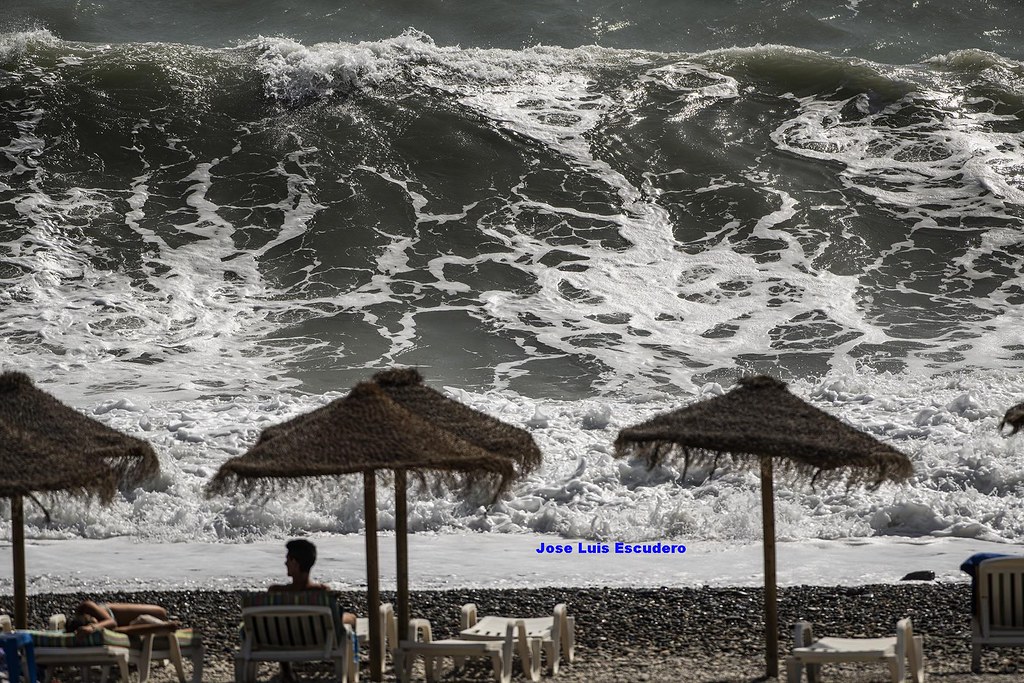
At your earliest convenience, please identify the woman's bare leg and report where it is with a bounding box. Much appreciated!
[106,604,168,625]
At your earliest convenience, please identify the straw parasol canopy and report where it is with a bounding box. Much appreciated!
[207,379,518,681]
[207,380,516,494]
[1001,402,1024,436]
[0,371,160,629]
[372,367,542,477]
[614,375,913,679]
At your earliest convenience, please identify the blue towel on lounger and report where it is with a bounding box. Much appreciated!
[961,552,1014,615]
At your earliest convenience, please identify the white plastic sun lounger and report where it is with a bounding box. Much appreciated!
[46,612,203,683]
[786,617,924,683]
[235,604,355,683]
[458,603,575,675]
[971,556,1024,672]
[394,619,540,683]
[27,622,132,683]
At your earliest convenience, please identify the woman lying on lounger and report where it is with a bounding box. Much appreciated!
[65,601,180,638]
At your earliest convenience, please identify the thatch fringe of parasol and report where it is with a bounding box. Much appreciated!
[1001,402,1024,436]
[616,443,911,490]
[205,381,516,499]
[206,467,508,501]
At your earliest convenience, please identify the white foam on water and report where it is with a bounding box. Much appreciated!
[1,33,1023,572]
[0,371,1020,550]
[4,32,1021,400]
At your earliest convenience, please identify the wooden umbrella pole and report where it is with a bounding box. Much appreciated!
[760,457,779,679]
[12,494,27,630]
[395,470,410,644]
[363,472,383,681]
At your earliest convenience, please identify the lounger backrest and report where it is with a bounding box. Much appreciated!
[977,557,1024,635]
[241,605,337,657]
[239,591,346,657]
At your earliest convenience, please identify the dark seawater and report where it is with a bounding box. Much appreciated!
[3,0,1022,400]
[1,0,1023,544]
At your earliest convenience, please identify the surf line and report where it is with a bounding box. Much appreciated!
[535,542,687,555]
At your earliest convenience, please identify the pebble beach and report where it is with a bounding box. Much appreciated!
[5,583,1024,682]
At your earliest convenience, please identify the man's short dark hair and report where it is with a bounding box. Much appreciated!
[286,538,317,572]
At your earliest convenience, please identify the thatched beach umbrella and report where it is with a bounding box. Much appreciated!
[1001,402,1024,435]
[0,371,159,629]
[614,375,913,679]
[207,380,517,681]
[371,367,542,651]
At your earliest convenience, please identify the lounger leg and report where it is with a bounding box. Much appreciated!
[501,626,514,683]
[909,635,924,683]
[531,638,542,681]
[971,617,982,673]
[492,651,512,683]
[545,641,559,676]
[393,649,408,683]
[563,615,575,664]
[168,634,186,683]
[514,621,540,682]
[333,654,346,683]
[189,644,204,683]
[23,641,38,683]
[346,639,359,683]
[137,635,155,683]
[116,655,131,683]
[785,656,801,683]
[425,655,439,683]
[234,659,255,683]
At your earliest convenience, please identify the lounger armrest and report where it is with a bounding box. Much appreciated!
[409,618,432,643]
[379,602,397,658]
[343,622,355,648]
[461,603,478,630]
[793,620,813,648]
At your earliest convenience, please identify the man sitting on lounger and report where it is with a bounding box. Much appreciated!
[269,539,357,683]
[269,538,357,628]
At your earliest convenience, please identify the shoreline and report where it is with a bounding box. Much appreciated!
[0,535,1008,594]
[4,584,1024,681]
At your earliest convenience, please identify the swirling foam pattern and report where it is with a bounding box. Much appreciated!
[0,24,1022,545]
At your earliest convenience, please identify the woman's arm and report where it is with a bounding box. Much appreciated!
[77,600,117,631]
